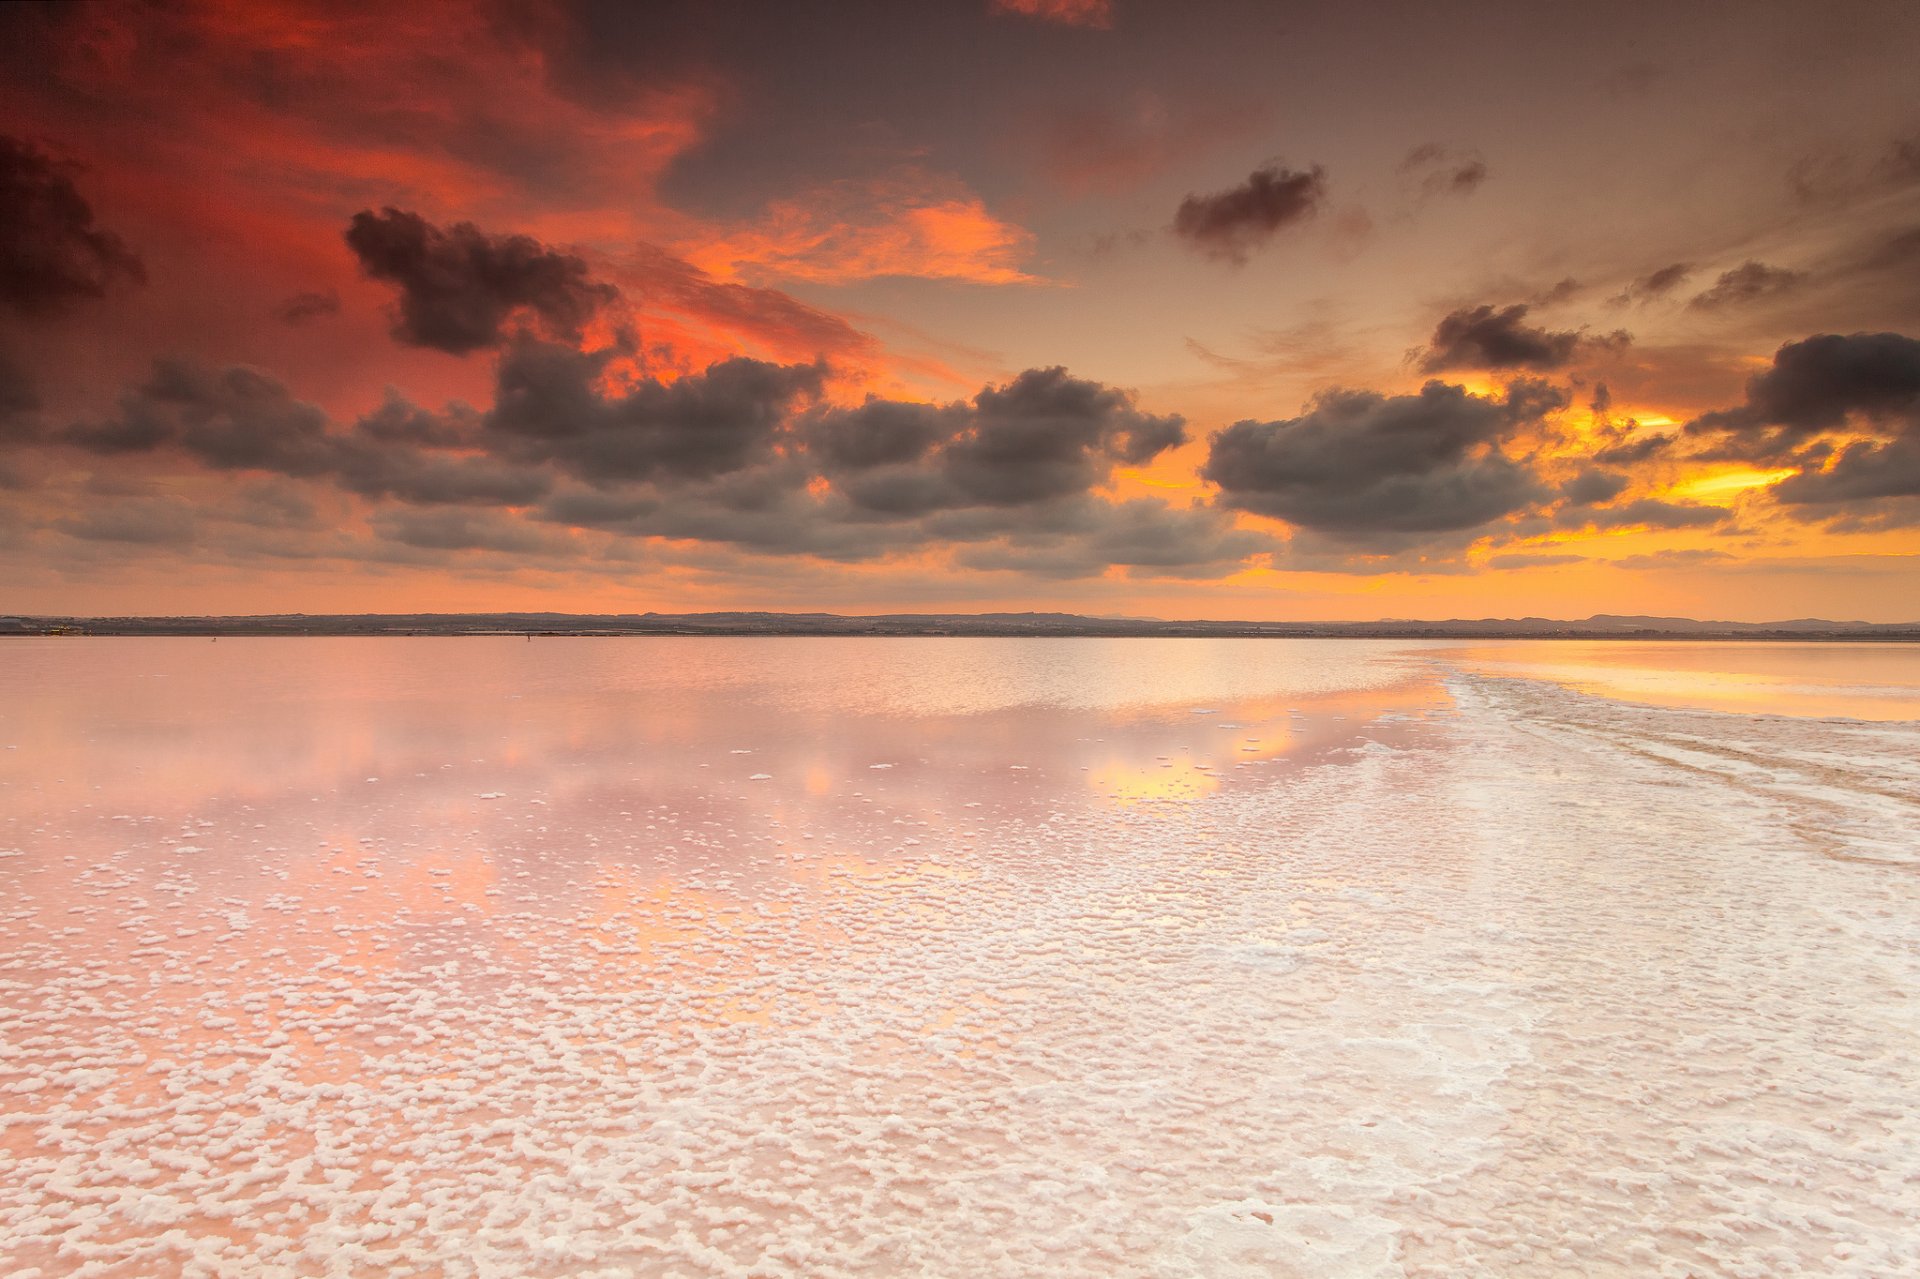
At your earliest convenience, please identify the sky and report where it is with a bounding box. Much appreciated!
[2,0,1918,621]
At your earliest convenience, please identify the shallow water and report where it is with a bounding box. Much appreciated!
[2,638,1916,1277]
[1440,638,1920,720]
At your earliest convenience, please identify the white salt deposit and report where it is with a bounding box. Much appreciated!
[0,637,1916,1277]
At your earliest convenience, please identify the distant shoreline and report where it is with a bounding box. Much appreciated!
[5,613,1918,642]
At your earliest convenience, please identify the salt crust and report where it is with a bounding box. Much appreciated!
[1,662,1916,1276]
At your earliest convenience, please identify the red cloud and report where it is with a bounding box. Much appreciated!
[990,0,1114,29]
[687,170,1039,287]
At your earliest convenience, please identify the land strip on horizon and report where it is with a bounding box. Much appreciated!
[5,613,1918,640]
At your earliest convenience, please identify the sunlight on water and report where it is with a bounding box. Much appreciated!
[1441,639,1920,720]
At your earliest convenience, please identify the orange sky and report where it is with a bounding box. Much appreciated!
[2,0,1918,621]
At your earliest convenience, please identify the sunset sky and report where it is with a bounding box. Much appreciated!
[3,0,1918,620]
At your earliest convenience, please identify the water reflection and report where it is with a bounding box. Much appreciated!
[5,638,1917,1275]
[1441,639,1920,720]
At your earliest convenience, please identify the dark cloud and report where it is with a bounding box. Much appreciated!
[807,366,1186,515]
[1591,433,1673,465]
[1886,133,1920,183]
[1556,497,1729,531]
[63,359,332,466]
[1854,225,1920,275]
[1202,380,1560,543]
[1612,548,1736,569]
[488,340,825,482]
[804,399,949,470]
[224,481,321,531]
[1532,278,1580,307]
[1400,144,1488,197]
[938,366,1186,503]
[274,289,340,326]
[1419,304,1626,373]
[1610,262,1691,305]
[0,346,40,443]
[54,496,196,546]
[40,339,1244,579]
[1560,468,1630,505]
[1486,552,1587,569]
[1771,438,1920,506]
[517,364,1196,566]
[61,356,550,506]
[332,442,550,507]
[345,209,619,354]
[371,508,577,555]
[1688,332,1920,455]
[953,498,1268,580]
[1172,164,1326,265]
[0,134,145,317]
[1688,260,1804,310]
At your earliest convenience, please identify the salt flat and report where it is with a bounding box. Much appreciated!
[1,638,1915,1277]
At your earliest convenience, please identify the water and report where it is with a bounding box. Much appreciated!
[2,638,1917,1277]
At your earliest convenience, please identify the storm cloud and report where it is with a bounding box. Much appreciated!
[1172,164,1326,265]
[346,209,620,354]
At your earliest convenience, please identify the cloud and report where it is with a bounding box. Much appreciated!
[1040,96,1262,194]
[1684,331,1920,523]
[1772,438,1920,506]
[54,496,197,546]
[1487,552,1588,569]
[953,498,1268,579]
[488,340,826,483]
[1610,262,1691,305]
[1556,497,1730,531]
[0,346,40,442]
[687,170,1038,287]
[63,359,333,466]
[274,290,341,326]
[1420,303,1627,373]
[810,366,1188,513]
[622,245,874,362]
[345,209,620,355]
[1172,164,1327,265]
[1612,548,1736,569]
[1688,260,1804,310]
[989,0,1112,29]
[1399,144,1489,198]
[370,508,577,556]
[1560,468,1631,505]
[1688,331,1920,445]
[43,343,1237,580]
[1202,380,1560,544]
[60,357,549,506]
[0,133,145,317]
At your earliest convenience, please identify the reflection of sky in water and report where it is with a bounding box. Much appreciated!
[1442,639,1920,720]
[3,638,1916,1277]
[0,638,1449,1275]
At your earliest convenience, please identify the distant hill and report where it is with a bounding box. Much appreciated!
[3,612,1917,639]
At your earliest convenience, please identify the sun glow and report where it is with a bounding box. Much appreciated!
[1666,467,1799,500]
